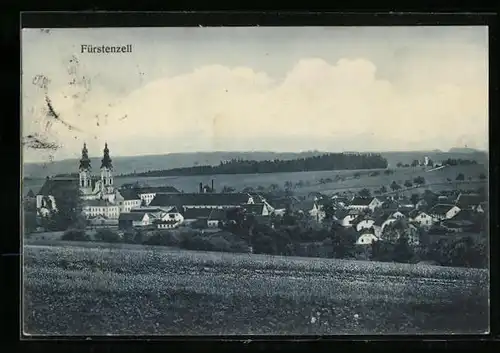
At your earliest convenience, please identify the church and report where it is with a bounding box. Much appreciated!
[36,143,136,221]
[78,142,116,202]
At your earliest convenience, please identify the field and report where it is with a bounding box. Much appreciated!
[23,164,487,197]
[23,241,489,336]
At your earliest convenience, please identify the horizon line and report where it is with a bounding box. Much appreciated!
[23,147,488,165]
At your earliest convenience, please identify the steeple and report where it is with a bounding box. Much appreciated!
[101,142,113,169]
[79,142,91,171]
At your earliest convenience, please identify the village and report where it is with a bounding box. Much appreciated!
[23,143,488,267]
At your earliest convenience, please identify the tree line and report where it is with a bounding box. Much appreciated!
[119,153,388,177]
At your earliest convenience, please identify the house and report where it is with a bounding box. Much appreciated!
[82,199,121,219]
[347,197,382,212]
[416,199,428,210]
[454,193,483,211]
[440,219,476,233]
[356,218,376,232]
[88,214,118,228]
[207,209,228,228]
[341,209,363,227]
[296,200,326,222]
[398,197,415,209]
[118,212,151,230]
[476,202,487,214]
[133,186,180,206]
[409,210,434,228]
[182,208,228,228]
[356,233,379,245]
[440,209,477,232]
[157,207,184,227]
[153,219,180,229]
[149,193,253,209]
[242,203,271,216]
[182,208,213,225]
[390,211,406,220]
[129,206,175,219]
[428,204,461,221]
[331,195,349,208]
[381,199,400,212]
[115,189,143,212]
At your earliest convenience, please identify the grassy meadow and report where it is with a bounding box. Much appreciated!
[23,163,487,197]
[23,242,489,335]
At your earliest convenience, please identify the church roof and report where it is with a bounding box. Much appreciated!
[101,143,113,169]
[149,193,251,207]
[38,177,79,196]
[135,186,180,194]
[242,203,266,215]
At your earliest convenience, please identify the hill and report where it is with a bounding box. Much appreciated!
[23,150,488,179]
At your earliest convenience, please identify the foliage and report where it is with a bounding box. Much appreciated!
[221,185,236,193]
[413,176,426,185]
[24,211,39,234]
[61,228,89,241]
[456,173,465,181]
[125,153,389,177]
[478,173,486,180]
[404,180,413,188]
[390,181,401,191]
[95,228,121,243]
[122,229,145,244]
[358,188,371,198]
[442,158,478,166]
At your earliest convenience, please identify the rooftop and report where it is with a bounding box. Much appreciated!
[150,193,251,207]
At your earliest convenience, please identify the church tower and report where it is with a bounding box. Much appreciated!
[100,142,114,195]
[79,143,92,191]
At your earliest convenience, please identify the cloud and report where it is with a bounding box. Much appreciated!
[22,55,488,162]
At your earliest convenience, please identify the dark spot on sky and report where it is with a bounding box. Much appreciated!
[119,115,128,121]
[45,96,84,132]
[32,74,50,90]
[23,134,59,151]
[96,121,100,126]
[225,89,228,92]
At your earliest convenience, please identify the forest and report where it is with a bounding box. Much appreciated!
[120,153,389,177]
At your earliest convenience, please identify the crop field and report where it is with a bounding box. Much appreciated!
[22,163,487,197]
[23,242,489,336]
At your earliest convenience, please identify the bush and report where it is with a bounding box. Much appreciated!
[62,229,89,241]
[404,180,413,188]
[95,228,121,243]
[144,230,181,246]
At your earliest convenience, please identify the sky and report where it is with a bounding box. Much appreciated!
[21,26,489,163]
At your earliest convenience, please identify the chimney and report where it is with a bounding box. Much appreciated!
[212,180,214,193]
[199,182,203,193]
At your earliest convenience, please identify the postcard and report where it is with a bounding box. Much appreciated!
[21,25,489,336]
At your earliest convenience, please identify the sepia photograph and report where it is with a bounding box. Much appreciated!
[21,25,489,336]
